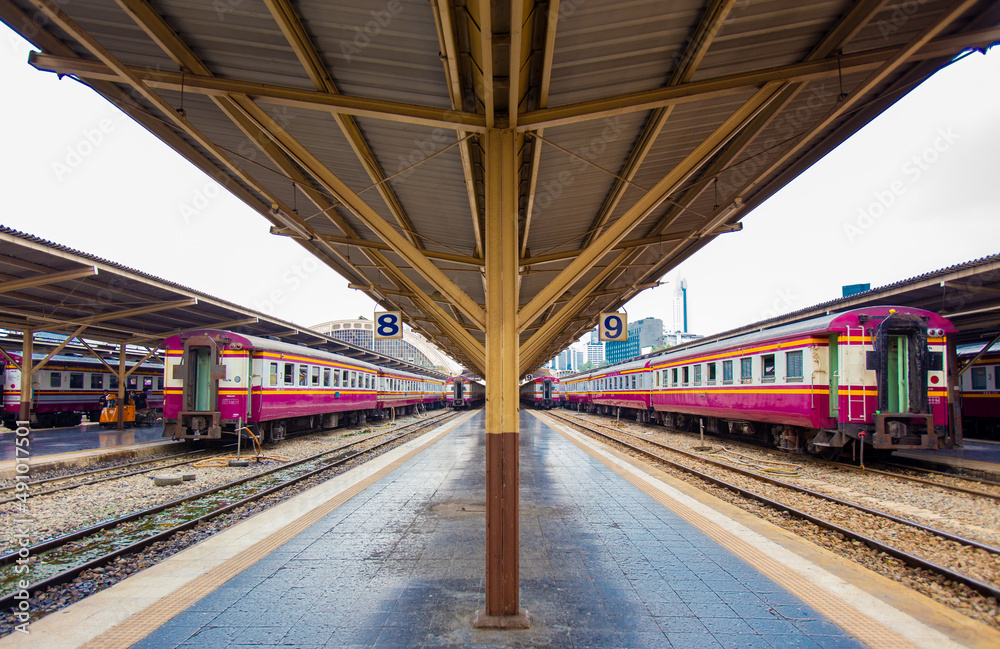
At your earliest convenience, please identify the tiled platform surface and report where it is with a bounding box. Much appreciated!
[128,411,868,649]
[895,439,1000,481]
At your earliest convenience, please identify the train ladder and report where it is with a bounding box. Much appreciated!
[844,324,868,423]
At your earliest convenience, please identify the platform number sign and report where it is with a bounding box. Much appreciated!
[599,313,628,342]
[374,311,403,339]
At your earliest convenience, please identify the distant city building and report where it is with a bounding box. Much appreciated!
[673,278,689,333]
[545,348,580,372]
[663,331,702,347]
[586,341,605,365]
[842,283,871,297]
[310,318,453,372]
[605,317,664,364]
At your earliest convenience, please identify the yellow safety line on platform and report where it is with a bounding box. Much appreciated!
[0,411,474,649]
[534,411,999,649]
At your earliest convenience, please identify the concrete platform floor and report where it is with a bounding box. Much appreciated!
[4,410,996,649]
[0,421,168,462]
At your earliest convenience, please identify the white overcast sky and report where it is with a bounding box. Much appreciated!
[1,23,998,362]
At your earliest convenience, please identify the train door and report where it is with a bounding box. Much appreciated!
[249,355,263,422]
[542,379,553,403]
[455,379,464,401]
[191,347,213,412]
[886,335,910,413]
[172,334,226,438]
[828,335,839,419]
[870,313,933,448]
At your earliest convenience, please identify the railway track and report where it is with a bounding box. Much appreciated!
[809,457,1000,502]
[546,410,1000,602]
[587,408,1000,502]
[0,446,230,506]
[0,411,458,611]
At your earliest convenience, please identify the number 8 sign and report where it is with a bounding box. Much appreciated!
[374,311,403,339]
[599,313,627,341]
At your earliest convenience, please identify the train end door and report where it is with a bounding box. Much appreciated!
[172,334,227,439]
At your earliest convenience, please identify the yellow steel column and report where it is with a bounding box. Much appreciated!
[18,329,33,423]
[117,342,127,431]
[474,128,529,628]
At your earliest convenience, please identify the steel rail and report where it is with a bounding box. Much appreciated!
[807,458,1000,502]
[0,447,225,505]
[0,411,458,611]
[0,413,450,567]
[591,409,1000,501]
[557,413,1000,555]
[548,411,1000,602]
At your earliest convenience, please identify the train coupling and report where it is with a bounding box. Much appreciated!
[873,413,936,449]
[171,411,222,440]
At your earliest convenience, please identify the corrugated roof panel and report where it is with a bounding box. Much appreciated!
[295,0,452,108]
[849,0,961,53]
[525,112,649,254]
[153,0,318,90]
[691,0,848,80]
[62,1,179,70]
[546,0,703,105]
[353,119,478,256]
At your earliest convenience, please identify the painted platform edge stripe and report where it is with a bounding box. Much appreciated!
[18,412,474,649]
[532,411,995,649]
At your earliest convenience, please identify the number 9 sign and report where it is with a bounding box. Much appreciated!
[374,311,403,339]
[599,312,627,341]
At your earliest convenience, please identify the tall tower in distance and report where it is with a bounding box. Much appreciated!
[673,278,688,333]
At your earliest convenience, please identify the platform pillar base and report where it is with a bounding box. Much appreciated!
[472,608,531,629]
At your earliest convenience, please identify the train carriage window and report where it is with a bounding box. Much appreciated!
[91,374,104,389]
[672,368,678,386]
[723,360,733,384]
[762,355,776,383]
[655,371,660,387]
[971,367,987,390]
[284,363,294,385]
[740,357,752,383]
[50,373,62,388]
[351,372,357,388]
[334,369,341,387]
[127,376,138,389]
[323,368,331,387]
[157,377,164,390]
[311,366,320,386]
[298,365,308,387]
[786,351,804,382]
[269,363,278,387]
[110,375,119,389]
[143,377,153,389]
[707,363,717,385]
[365,374,370,390]
[70,373,84,389]
[693,365,702,386]
[631,375,636,389]
[682,367,689,386]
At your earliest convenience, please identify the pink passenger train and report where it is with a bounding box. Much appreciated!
[957,342,1000,440]
[446,375,485,409]
[2,353,163,429]
[562,307,956,455]
[162,329,449,442]
[519,375,561,409]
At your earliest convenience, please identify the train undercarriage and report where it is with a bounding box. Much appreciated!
[564,401,948,458]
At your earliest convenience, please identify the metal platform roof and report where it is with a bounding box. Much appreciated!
[0,226,447,376]
[4,0,999,376]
